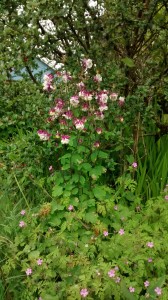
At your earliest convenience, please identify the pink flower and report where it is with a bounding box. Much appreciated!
[37,130,51,141]
[70,95,79,107]
[62,72,72,83]
[132,162,138,168]
[80,288,89,298]
[129,287,135,293]
[61,135,70,144]
[99,103,108,112]
[20,210,26,216]
[43,73,54,91]
[118,229,125,235]
[147,242,154,248]
[165,195,168,201]
[94,111,104,120]
[96,128,102,134]
[108,269,115,277]
[74,118,86,130]
[94,74,102,82]
[81,58,93,69]
[68,205,74,211]
[62,110,73,120]
[97,90,108,103]
[37,259,43,266]
[93,141,100,148]
[79,90,92,101]
[49,165,53,171]
[26,268,32,276]
[144,281,150,287]
[81,103,89,111]
[19,221,25,228]
[77,81,85,90]
[148,258,153,263]
[103,230,108,237]
[118,96,125,106]
[115,277,121,283]
[110,93,118,101]
[154,287,162,295]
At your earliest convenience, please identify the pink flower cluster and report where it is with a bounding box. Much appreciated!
[39,58,126,148]
[37,130,51,141]
[43,73,54,91]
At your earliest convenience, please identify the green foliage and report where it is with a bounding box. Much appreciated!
[1,191,168,299]
[136,136,168,198]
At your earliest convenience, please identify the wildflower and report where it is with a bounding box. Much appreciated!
[114,205,118,210]
[103,230,108,237]
[144,281,150,287]
[110,93,118,101]
[80,288,89,298]
[68,205,74,211]
[154,287,162,295]
[118,229,125,235]
[70,95,79,107]
[62,110,73,120]
[120,117,124,122]
[26,268,32,276]
[115,277,121,283]
[77,81,85,89]
[19,221,25,228]
[148,258,153,263]
[43,73,54,91]
[62,72,72,83]
[99,103,108,112]
[81,103,89,111]
[37,259,43,266]
[49,165,53,171]
[165,195,168,201]
[96,90,108,103]
[108,269,115,277]
[114,266,119,271]
[94,111,104,120]
[20,210,26,216]
[129,287,135,293]
[94,74,102,82]
[118,96,125,106]
[61,135,70,144]
[96,128,102,134]
[79,90,92,101]
[147,242,154,248]
[74,118,86,130]
[93,141,100,148]
[37,130,51,141]
[132,162,138,168]
[81,58,93,69]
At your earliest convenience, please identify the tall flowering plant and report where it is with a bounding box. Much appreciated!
[37,58,133,192]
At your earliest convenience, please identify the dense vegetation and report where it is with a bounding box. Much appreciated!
[0,0,168,299]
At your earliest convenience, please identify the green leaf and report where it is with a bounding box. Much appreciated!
[93,186,106,199]
[121,57,135,68]
[28,250,40,259]
[52,186,63,197]
[84,212,98,223]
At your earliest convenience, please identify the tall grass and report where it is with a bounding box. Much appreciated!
[136,135,168,199]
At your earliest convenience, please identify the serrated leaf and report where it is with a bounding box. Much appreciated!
[52,186,63,197]
[93,186,106,199]
[84,212,98,223]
